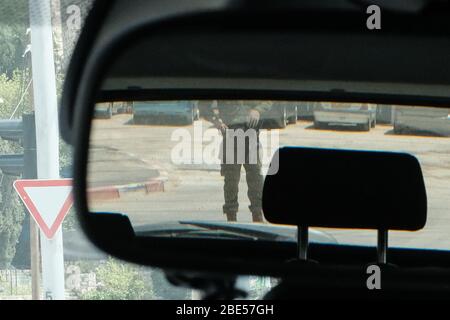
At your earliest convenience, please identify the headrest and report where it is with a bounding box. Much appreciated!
[263,147,427,231]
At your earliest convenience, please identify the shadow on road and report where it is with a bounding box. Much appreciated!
[384,128,449,138]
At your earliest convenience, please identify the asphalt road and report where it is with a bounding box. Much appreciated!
[88,114,450,250]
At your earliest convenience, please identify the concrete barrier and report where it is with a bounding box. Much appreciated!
[88,177,167,201]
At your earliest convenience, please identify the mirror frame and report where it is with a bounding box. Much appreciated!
[61,0,450,276]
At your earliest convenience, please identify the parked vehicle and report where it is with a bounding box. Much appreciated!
[113,101,133,114]
[298,101,320,120]
[94,102,113,119]
[261,102,297,129]
[94,102,132,119]
[133,101,199,125]
[260,102,287,129]
[314,102,377,131]
[285,102,298,124]
[393,106,450,136]
[376,104,394,124]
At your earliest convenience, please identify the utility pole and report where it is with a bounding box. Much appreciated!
[29,0,65,300]
[22,114,41,300]
[25,22,42,301]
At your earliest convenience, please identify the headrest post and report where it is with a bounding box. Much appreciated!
[377,229,388,264]
[297,225,309,260]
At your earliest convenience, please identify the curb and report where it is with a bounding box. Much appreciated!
[88,177,167,201]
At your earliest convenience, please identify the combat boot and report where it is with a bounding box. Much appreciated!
[252,211,264,223]
[226,212,237,222]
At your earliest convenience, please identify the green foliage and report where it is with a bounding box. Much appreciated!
[0,70,32,268]
[0,0,89,270]
[0,0,28,27]
[62,208,78,231]
[0,175,25,268]
[151,269,192,299]
[59,139,73,172]
[0,27,27,78]
[81,258,152,300]
[0,70,32,119]
[0,0,28,78]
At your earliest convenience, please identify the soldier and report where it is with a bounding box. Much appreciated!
[200,100,272,222]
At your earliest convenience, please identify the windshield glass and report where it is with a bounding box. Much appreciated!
[88,101,450,250]
[0,1,276,301]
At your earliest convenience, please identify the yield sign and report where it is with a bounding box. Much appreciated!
[14,179,73,239]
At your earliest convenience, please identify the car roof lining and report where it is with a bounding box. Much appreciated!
[98,11,450,107]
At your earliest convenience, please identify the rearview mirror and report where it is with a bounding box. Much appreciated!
[62,0,440,276]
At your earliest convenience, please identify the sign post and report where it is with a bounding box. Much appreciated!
[29,0,66,300]
[22,114,40,300]
[14,179,73,299]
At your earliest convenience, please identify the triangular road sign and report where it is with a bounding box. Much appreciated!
[14,179,73,239]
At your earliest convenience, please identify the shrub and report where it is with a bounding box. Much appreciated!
[81,258,151,300]
[0,175,25,268]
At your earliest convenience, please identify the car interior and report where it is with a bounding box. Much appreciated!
[60,0,450,299]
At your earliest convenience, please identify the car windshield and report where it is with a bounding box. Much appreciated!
[88,100,450,250]
[0,0,275,301]
[1,0,449,302]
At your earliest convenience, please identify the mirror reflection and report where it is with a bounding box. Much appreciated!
[87,100,450,249]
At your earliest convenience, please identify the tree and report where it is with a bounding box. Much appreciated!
[0,0,29,78]
[0,71,32,119]
[0,175,25,269]
[0,71,32,268]
[81,259,151,300]
[0,0,93,268]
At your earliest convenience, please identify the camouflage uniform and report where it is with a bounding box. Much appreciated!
[200,100,272,222]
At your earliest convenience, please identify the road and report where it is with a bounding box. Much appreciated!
[88,114,450,250]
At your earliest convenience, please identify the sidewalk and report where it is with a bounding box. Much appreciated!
[86,146,168,201]
[87,176,167,201]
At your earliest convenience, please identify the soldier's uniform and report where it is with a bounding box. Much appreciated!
[200,100,272,222]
